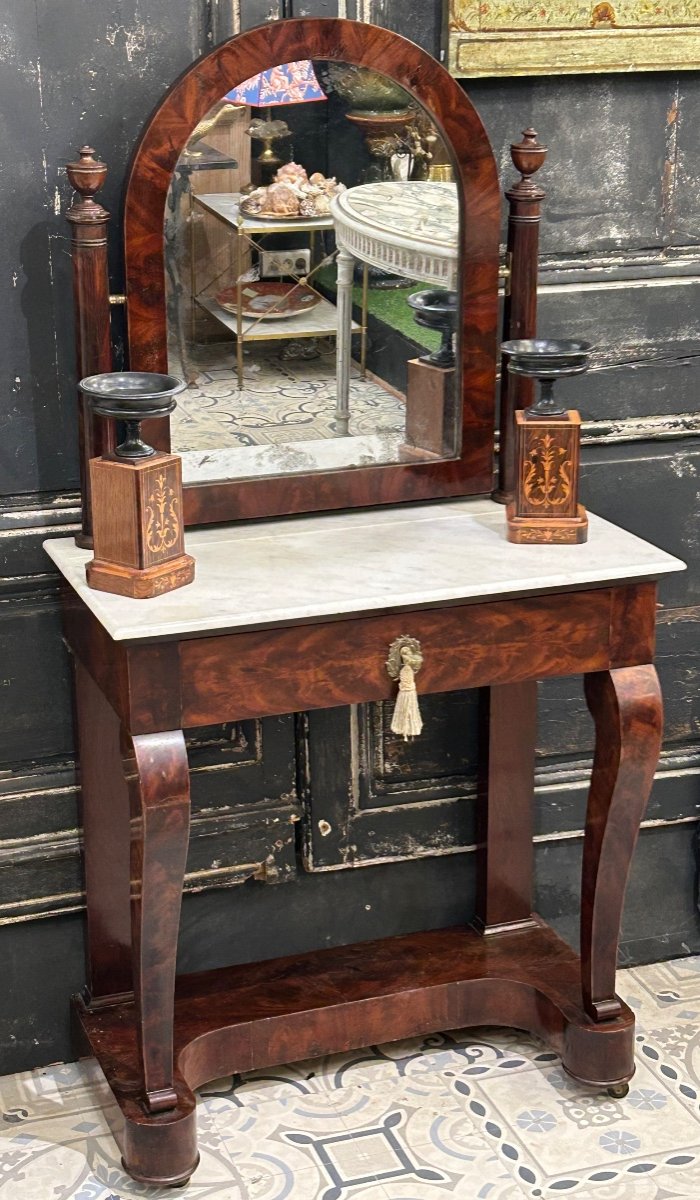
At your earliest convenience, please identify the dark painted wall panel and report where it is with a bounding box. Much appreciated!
[671,78,700,247]
[0,597,74,766]
[2,0,204,497]
[0,0,63,495]
[579,441,699,611]
[465,73,693,256]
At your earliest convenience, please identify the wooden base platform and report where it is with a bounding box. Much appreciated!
[74,918,635,1187]
[86,554,195,598]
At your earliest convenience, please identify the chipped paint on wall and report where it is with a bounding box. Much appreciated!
[105,22,146,64]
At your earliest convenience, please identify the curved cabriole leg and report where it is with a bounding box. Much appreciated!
[122,730,191,1114]
[581,666,663,1023]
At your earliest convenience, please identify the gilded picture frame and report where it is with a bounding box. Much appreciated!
[448,1,700,77]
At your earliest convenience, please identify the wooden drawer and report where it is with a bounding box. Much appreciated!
[178,585,655,726]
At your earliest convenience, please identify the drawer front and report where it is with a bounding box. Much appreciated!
[180,588,626,726]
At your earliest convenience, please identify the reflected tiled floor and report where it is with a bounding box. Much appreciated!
[171,343,406,452]
[4,957,700,1198]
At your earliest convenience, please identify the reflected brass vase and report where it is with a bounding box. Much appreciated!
[323,62,412,184]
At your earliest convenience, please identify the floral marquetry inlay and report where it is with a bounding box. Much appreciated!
[507,410,586,542]
[522,431,573,509]
[145,471,182,559]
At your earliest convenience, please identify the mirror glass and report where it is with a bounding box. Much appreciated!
[164,60,460,484]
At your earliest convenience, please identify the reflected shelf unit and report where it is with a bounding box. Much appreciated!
[196,292,361,341]
[193,193,368,387]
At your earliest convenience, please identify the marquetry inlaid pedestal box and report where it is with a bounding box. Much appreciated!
[507,409,588,544]
[88,453,195,598]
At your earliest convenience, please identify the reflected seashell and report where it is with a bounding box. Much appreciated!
[267,182,300,214]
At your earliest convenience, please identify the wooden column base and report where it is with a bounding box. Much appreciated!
[86,554,195,599]
[506,502,589,544]
[401,357,456,458]
[88,451,194,597]
[74,919,635,1187]
[507,409,588,544]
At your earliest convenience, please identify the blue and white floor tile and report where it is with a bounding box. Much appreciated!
[171,344,405,453]
[5,956,700,1198]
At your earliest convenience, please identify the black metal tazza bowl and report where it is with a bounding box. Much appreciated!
[407,289,459,369]
[500,338,592,419]
[79,371,186,459]
[78,371,186,418]
[500,338,592,378]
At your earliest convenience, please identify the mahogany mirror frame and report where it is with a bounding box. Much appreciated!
[123,17,501,526]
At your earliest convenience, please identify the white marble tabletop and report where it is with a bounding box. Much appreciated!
[331,180,458,288]
[44,498,684,644]
[333,181,458,254]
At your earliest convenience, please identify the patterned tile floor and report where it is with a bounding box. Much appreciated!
[171,343,406,452]
[4,956,700,1199]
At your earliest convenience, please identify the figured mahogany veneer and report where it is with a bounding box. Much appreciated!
[495,129,548,503]
[64,573,664,1185]
[122,17,501,524]
[63,582,656,734]
[66,148,115,547]
[75,922,635,1186]
[68,21,551,533]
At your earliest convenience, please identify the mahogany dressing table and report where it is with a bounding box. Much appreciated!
[53,17,686,1187]
[45,501,683,1185]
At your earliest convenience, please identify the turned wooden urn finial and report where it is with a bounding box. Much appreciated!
[510,128,547,197]
[66,146,108,219]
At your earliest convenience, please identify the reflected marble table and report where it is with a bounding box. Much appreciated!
[331,180,459,436]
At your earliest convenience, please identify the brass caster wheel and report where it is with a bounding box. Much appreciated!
[607,1083,629,1099]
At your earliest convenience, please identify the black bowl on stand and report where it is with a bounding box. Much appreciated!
[500,338,591,418]
[79,371,186,459]
[407,289,458,369]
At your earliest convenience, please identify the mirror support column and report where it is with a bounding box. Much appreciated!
[66,146,115,548]
[494,129,547,504]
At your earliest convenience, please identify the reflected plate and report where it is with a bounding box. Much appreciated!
[215,282,322,320]
[239,199,314,220]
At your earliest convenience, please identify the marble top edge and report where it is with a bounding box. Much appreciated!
[43,498,685,644]
[181,498,499,545]
[41,552,685,645]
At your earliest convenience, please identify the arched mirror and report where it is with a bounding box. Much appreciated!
[123,19,500,524]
